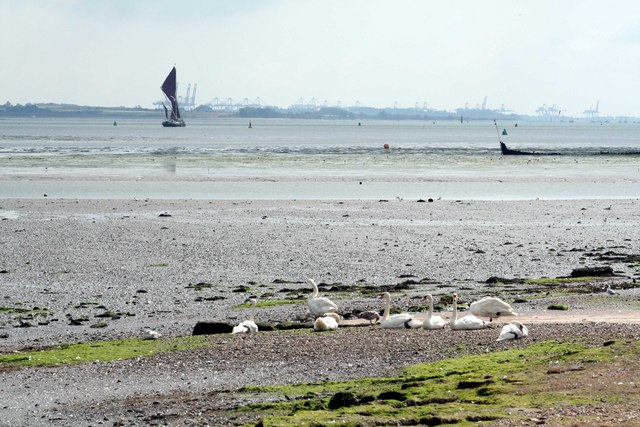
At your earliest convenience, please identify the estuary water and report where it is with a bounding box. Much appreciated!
[1,116,639,200]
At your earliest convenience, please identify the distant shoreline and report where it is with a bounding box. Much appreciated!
[2,103,638,122]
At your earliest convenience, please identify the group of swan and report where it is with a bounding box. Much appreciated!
[373,290,526,342]
[230,279,526,341]
[232,278,343,334]
[379,291,518,333]
[307,278,343,331]
[380,292,526,341]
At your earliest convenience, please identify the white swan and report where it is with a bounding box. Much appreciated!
[470,296,518,321]
[313,312,341,331]
[380,292,422,329]
[450,293,490,330]
[143,329,161,340]
[307,278,338,317]
[232,298,259,334]
[422,294,446,330]
[496,321,529,341]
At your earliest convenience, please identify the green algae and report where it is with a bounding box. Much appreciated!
[524,276,606,285]
[547,304,570,310]
[234,299,303,309]
[0,306,47,314]
[236,340,640,426]
[0,335,211,366]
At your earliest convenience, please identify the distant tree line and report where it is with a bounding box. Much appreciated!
[0,102,105,117]
[0,102,53,116]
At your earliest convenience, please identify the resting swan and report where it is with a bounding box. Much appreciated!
[314,312,341,331]
[470,296,518,321]
[307,278,339,317]
[380,292,422,329]
[496,321,529,341]
[232,298,259,334]
[450,293,490,330]
[422,294,446,330]
[143,329,161,340]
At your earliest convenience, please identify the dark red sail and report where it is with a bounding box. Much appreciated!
[160,66,185,126]
[161,67,177,101]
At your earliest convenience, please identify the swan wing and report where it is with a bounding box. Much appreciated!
[496,323,526,341]
[381,313,414,329]
[232,320,258,334]
[308,297,338,316]
[452,315,490,330]
[241,320,258,333]
[143,330,161,340]
[470,297,517,318]
[405,318,423,329]
[423,315,446,330]
[313,317,327,331]
[232,324,249,334]
[314,316,338,331]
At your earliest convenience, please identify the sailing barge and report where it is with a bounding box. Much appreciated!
[161,67,185,127]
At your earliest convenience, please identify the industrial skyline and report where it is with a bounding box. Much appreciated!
[157,84,607,119]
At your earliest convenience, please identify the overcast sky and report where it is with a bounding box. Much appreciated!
[2,0,639,116]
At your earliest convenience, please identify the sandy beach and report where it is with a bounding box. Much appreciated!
[1,197,640,425]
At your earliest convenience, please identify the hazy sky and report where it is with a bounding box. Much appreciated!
[2,1,639,116]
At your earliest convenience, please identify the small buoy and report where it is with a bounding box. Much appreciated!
[502,129,508,135]
[383,143,390,149]
[515,123,518,127]
[248,122,252,128]
[358,122,361,126]
[113,121,117,126]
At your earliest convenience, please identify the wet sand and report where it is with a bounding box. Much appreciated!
[1,197,639,349]
[1,197,640,425]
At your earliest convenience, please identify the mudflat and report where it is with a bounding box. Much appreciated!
[1,198,639,426]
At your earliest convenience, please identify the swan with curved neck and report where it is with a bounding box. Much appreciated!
[314,312,341,331]
[307,278,338,317]
[470,296,518,321]
[450,293,490,330]
[232,298,259,334]
[422,294,446,330]
[380,292,421,329]
[496,321,529,341]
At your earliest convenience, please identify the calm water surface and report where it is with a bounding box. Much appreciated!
[1,117,639,200]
